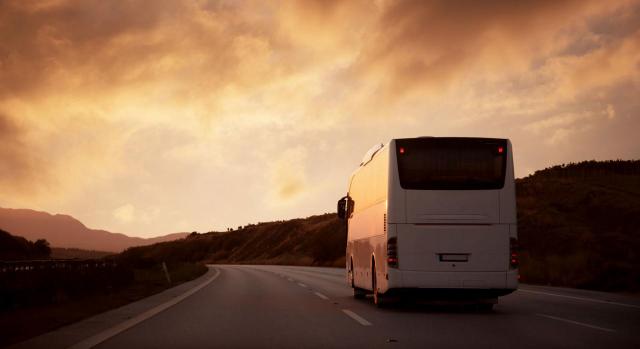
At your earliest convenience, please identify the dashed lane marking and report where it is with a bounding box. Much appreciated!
[314,292,329,300]
[342,309,372,326]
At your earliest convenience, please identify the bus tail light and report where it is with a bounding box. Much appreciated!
[510,237,519,269]
[387,237,398,268]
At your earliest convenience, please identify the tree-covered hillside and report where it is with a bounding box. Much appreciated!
[0,229,51,260]
[118,214,346,268]
[516,160,640,291]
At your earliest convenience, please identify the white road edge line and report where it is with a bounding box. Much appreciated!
[342,309,372,326]
[520,289,640,309]
[297,282,308,288]
[314,292,329,300]
[536,313,615,333]
[68,267,222,349]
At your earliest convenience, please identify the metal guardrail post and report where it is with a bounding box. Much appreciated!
[162,262,172,284]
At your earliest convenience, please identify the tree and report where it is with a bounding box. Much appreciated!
[33,239,51,258]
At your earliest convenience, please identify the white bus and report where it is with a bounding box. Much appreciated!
[337,137,518,308]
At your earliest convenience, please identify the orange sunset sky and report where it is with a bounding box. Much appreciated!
[1,0,639,238]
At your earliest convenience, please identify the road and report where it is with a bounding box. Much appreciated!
[90,265,639,348]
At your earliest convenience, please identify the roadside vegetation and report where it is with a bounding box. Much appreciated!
[119,213,346,267]
[516,160,640,291]
[0,230,206,347]
[0,229,51,260]
[50,247,114,259]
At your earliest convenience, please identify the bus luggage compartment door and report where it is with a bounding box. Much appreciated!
[397,224,509,272]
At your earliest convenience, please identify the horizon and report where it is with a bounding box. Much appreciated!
[2,158,637,240]
[1,0,639,238]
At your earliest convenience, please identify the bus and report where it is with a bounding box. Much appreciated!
[337,137,518,308]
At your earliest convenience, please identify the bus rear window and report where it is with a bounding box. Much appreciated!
[396,138,507,190]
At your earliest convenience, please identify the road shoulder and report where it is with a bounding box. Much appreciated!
[10,266,219,349]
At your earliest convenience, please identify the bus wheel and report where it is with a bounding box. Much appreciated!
[476,303,494,312]
[372,264,385,307]
[348,259,355,285]
[351,260,366,299]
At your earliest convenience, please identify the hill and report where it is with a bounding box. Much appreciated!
[0,229,51,260]
[0,208,188,252]
[120,159,640,292]
[119,214,345,268]
[516,160,640,291]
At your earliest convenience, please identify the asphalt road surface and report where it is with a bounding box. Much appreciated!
[92,265,640,349]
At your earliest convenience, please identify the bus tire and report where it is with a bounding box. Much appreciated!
[353,287,366,299]
[350,259,366,299]
[476,303,494,312]
[372,262,385,307]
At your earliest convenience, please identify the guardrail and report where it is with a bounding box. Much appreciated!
[0,259,133,311]
[0,259,118,273]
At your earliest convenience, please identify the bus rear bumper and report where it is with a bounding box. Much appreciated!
[383,288,513,302]
[386,269,518,298]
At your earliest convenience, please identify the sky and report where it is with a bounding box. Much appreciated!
[1,0,639,238]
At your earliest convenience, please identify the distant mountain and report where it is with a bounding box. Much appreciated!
[0,208,188,252]
[119,159,640,292]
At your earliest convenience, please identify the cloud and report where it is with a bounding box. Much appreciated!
[113,203,135,223]
[606,104,616,120]
[559,34,640,98]
[269,147,308,201]
[348,0,637,104]
[524,113,593,134]
[0,0,289,112]
[0,112,49,198]
[0,0,638,236]
[0,0,174,97]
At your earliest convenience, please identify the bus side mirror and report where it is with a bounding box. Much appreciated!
[337,196,347,220]
[337,196,354,220]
